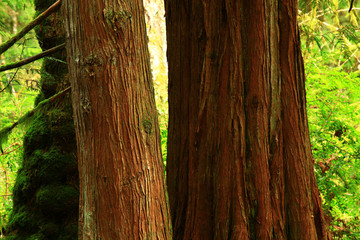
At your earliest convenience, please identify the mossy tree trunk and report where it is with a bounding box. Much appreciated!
[165,0,330,239]
[5,0,78,239]
[63,0,172,239]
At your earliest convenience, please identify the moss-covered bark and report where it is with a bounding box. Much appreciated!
[5,0,78,239]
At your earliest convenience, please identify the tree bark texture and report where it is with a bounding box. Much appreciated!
[165,0,329,239]
[63,0,172,239]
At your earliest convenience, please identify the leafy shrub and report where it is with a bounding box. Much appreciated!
[305,54,360,238]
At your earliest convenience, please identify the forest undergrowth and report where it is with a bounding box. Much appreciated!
[0,0,359,238]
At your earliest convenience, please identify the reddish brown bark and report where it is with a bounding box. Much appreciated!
[63,0,172,239]
[165,0,329,239]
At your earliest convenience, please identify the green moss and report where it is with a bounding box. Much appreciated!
[38,69,58,98]
[84,53,103,66]
[6,206,39,233]
[4,235,16,240]
[34,0,55,11]
[142,119,153,134]
[51,120,75,145]
[59,223,78,240]
[42,55,67,76]
[35,147,77,183]
[26,149,43,168]
[48,109,76,148]
[22,147,76,184]
[5,233,46,240]
[28,233,47,240]
[23,114,52,156]
[6,0,78,238]
[103,6,132,31]
[35,20,66,53]
[36,184,78,215]
[39,222,59,237]
[12,169,32,206]
[34,92,45,106]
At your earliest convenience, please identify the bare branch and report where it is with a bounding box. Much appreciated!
[0,145,22,156]
[0,43,65,74]
[349,0,355,12]
[0,86,71,153]
[0,0,61,55]
[0,40,26,93]
[3,141,21,153]
[0,194,13,197]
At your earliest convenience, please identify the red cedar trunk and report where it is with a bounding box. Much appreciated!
[62,0,172,239]
[165,0,329,239]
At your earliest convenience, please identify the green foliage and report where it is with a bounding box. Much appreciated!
[0,128,24,237]
[6,206,39,233]
[1,0,76,238]
[0,126,12,150]
[160,121,168,165]
[0,89,72,153]
[0,87,37,237]
[0,0,42,72]
[299,0,360,72]
[306,60,360,238]
[0,6,41,223]
[300,1,360,237]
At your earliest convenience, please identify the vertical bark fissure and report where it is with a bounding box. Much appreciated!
[64,0,172,239]
[267,0,286,239]
[166,0,329,239]
[241,1,273,238]
[279,0,328,239]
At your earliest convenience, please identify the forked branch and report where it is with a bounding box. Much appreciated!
[0,0,62,55]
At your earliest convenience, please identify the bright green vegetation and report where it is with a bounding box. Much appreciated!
[0,0,359,238]
[0,0,41,236]
[306,59,360,239]
[1,0,78,239]
[300,1,360,238]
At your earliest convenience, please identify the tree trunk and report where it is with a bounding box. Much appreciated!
[63,0,172,239]
[165,0,329,239]
[5,0,79,239]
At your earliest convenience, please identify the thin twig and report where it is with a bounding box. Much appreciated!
[0,40,27,93]
[0,43,65,75]
[349,0,355,12]
[2,141,21,153]
[299,8,360,25]
[0,145,21,156]
[0,86,71,149]
[0,194,12,197]
[0,0,61,55]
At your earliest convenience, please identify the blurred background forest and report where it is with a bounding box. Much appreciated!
[0,0,359,239]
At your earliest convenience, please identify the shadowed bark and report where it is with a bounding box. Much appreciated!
[165,0,330,239]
